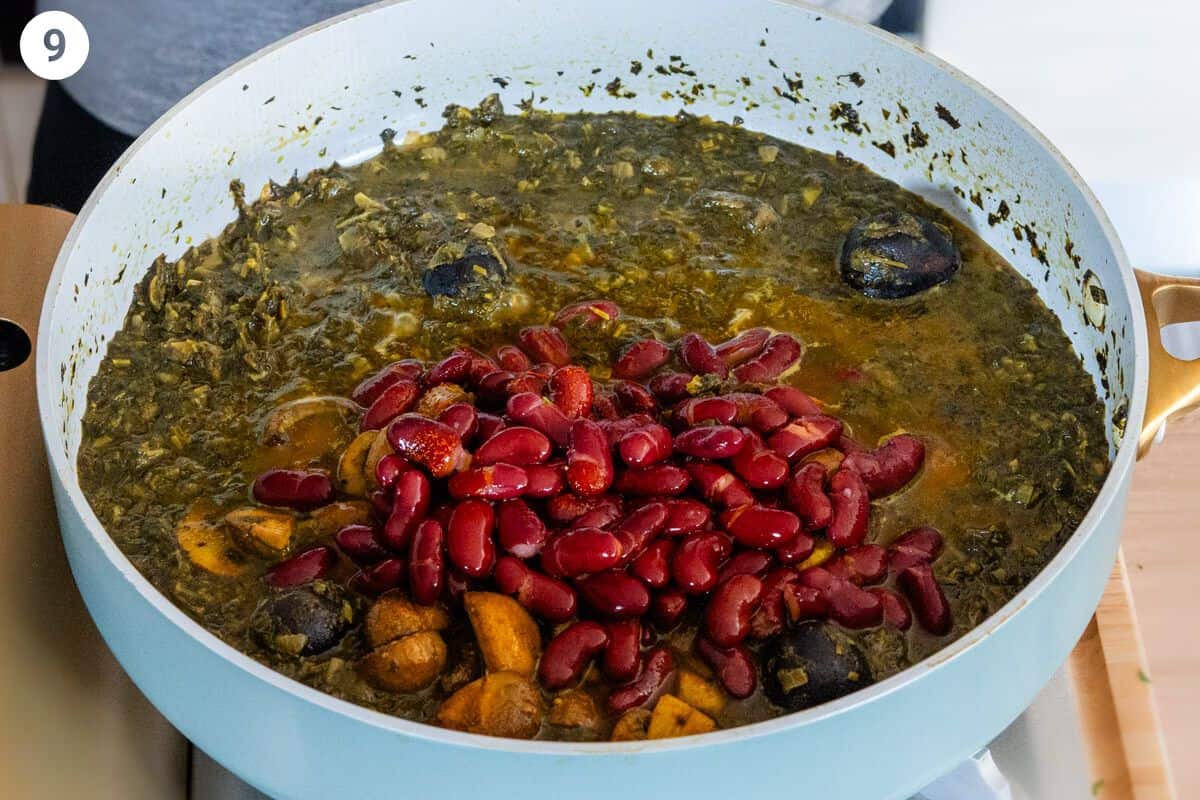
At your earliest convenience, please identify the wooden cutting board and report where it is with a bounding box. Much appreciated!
[1070,553,1175,799]
[0,203,1173,799]
[0,205,187,799]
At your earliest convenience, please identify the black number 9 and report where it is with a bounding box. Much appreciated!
[44,28,65,62]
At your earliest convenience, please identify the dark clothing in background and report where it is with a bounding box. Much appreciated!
[26,0,368,211]
[26,82,133,213]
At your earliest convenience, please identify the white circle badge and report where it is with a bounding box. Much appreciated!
[20,11,89,81]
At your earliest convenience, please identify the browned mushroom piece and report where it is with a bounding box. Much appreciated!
[358,631,447,692]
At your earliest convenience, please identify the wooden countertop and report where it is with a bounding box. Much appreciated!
[1122,417,1200,798]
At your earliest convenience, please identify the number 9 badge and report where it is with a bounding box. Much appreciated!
[20,11,89,81]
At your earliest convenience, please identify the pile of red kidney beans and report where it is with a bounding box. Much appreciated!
[251,300,951,705]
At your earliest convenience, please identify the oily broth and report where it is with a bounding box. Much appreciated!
[77,99,1109,733]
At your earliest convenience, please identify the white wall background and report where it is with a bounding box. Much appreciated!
[925,0,1200,272]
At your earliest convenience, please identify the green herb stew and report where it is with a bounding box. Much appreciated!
[78,97,1109,741]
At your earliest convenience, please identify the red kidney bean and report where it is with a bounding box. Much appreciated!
[603,620,643,682]
[591,390,620,420]
[840,434,926,497]
[717,550,774,584]
[870,587,913,630]
[651,588,688,630]
[476,369,517,404]
[386,414,466,478]
[732,333,804,383]
[567,418,615,496]
[463,348,501,385]
[252,469,333,511]
[551,299,621,329]
[446,498,496,578]
[613,339,671,380]
[785,462,833,530]
[474,412,507,443]
[749,568,804,639]
[614,464,692,496]
[662,498,712,536]
[577,570,652,619]
[494,556,577,623]
[612,502,668,562]
[607,646,674,713]
[715,327,770,366]
[539,622,610,690]
[687,462,754,508]
[705,574,764,647]
[349,557,407,596]
[722,392,789,433]
[437,403,478,441]
[545,493,620,524]
[523,462,566,499]
[774,530,816,565]
[517,373,554,396]
[381,469,431,552]
[730,429,789,490]
[678,332,728,378]
[475,426,552,467]
[614,380,658,415]
[548,365,593,419]
[598,414,656,446]
[496,499,548,558]
[888,526,944,572]
[447,463,529,501]
[351,359,425,407]
[674,425,746,459]
[721,504,801,548]
[372,453,410,491]
[369,488,392,515]
[426,352,472,386]
[518,325,570,366]
[898,563,952,635]
[408,520,444,605]
[695,637,756,699]
[781,583,828,624]
[764,385,822,417]
[573,503,624,530]
[675,396,738,427]
[800,567,882,628]
[631,539,676,588]
[617,422,673,468]
[648,371,693,403]
[507,392,572,446]
[827,468,869,548]
[541,528,623,577]
[767,415,843,461]
[264,546,338,588]
[335,524,390,565]
[673,531,731,595]
[506,372,548,397]
[496,344,532,372]
[827,544,888,585]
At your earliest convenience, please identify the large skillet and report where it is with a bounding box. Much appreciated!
[31,1,1200,797]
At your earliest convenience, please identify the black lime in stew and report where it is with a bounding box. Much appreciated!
[78,97,1110,741]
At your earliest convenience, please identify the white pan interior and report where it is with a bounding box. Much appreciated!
[39,0,1139,473]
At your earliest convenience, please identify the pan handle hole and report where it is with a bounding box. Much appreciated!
[1152,284,1200,362]
[1160,322,1200,362]
[0,319,32,372]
